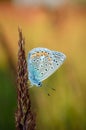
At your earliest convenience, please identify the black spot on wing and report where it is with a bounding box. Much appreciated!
[45,69,48,71]
[51,66,54,69]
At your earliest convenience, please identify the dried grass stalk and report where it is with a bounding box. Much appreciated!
[15,28,36,130]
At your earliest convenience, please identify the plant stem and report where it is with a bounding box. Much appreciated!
[15,28,36,130]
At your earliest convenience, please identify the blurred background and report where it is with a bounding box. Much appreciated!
[0,0,86,130]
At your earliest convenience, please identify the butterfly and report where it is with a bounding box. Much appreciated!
[28,47,66,87]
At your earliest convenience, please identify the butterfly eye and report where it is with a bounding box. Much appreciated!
[38,82,42,87]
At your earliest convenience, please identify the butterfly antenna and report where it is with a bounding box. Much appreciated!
[48,93,51,96]
[51,88,56,91]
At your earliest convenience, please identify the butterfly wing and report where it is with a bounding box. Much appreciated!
[28,48,52,86]
[39,50,66,81]
[28,48,66,86]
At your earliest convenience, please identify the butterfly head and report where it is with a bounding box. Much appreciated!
[30,78,42,87]
[37,82,42,87]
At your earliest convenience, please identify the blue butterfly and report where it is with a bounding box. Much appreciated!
[28,47,66,87]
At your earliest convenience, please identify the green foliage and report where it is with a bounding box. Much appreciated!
[0,68,16,130]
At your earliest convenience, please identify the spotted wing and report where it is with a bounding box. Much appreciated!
[28,48,52,83]
[38,50,66,81]
[28,48,66,83]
